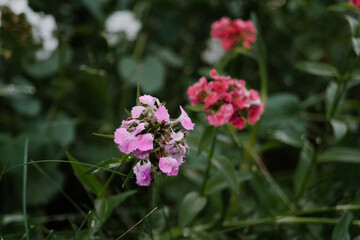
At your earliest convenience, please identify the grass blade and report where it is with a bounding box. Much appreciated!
[0,159,8,183]
[22,138,30,240]
[116,207,158,240]
[92,133,114,139]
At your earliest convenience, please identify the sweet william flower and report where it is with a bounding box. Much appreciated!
[187,69,263,129]
[211,17,257,51]
[114,94,193,186]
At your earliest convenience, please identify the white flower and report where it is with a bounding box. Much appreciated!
[0,0,58,60]
[201,39,226,65]
[0,0,28,15]
[104,10,141,45]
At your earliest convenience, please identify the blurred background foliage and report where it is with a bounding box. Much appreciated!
[0,0,360,239]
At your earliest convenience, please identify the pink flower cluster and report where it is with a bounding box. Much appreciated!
[350,0,360,8]
[114,95,194,186]
[211,17,257,51]
[187,69,263,129]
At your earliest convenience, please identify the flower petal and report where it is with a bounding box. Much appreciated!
[136,133,154,151]
[159,156,179,176]
[155,105,170,123]
[133,161,152,186]
[179,106,195,130]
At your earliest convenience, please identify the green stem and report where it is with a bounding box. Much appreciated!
[227,125,295,212]
[133,33,147,61]
[200,129,217,195]
[297,56,357,200]
[221,216,360,232]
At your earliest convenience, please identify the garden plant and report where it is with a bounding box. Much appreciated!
[0,0,360,239]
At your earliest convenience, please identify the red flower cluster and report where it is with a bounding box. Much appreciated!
[350,0,360,8]
[211,17,257,51]
[187,69,263,129]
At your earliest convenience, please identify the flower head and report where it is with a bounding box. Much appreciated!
[211,17,256,51]
[104,10,141,45]
[114,94,194,186]
[187,69,263,129]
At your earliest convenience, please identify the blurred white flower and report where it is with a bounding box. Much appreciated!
[201,39,226,65]
[0,0,28,15]
[104,10,141,45]
[0,0,58,60]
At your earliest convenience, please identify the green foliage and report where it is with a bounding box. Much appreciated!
[66,151,103,197]
[331,212,354,240]
[1,0,360,239]
[178,192,207,227]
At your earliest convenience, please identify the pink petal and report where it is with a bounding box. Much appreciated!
[139,95,155,106]
[136,133,154,151]
[114,127,137,154]
[179,106,195,130]
[133,161,152,186]
[132,123,146,135]
[155,105,170,123]
[159,156,179,176]
[131,106,145,118]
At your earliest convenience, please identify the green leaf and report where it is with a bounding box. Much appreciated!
[48,115,75,147]
[204,172,252,195]
[294,141,314,196]
[251,173,286,212]
[66,151,103,197]
[295,61,338,78]
[318,147,360,164]
[325,82,339,119]
[212,156,239,194]
[23,47,72,79]
[118,56,165,93]
[79,0,104,22]
[151,45,183,68]
[10,96,41,117]
[345,16,358,36]
[92,133,114,139]
[136,82,141,105]
[328,2,358,12]
[84,157,127,175]
[330,119,347,143]
[90,191,137,235]
[271,130,303,148]
[352,38,360,56]
[331,212,353,240]
[197,126,216,156]
[178,192,207,227]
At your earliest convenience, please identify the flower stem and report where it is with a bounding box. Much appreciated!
[296,55,357,200]
[200,129,217,196]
